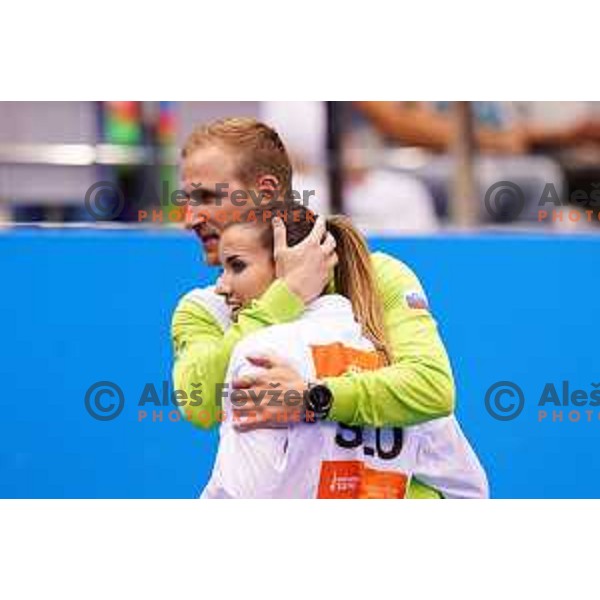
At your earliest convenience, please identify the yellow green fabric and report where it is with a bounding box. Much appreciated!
[172,252,455,499]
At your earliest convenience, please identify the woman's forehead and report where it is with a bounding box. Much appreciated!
[220,225,266,257]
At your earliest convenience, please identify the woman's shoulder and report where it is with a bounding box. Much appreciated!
[231,295,365,365]
[228,320,315,381]
[232,320,302,360]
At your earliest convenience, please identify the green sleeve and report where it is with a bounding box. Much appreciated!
[172,279,304,429]
[325,252,456,427]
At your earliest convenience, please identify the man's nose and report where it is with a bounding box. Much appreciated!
[184,203,211,230]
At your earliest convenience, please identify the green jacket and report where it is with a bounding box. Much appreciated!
[172,252,456,498]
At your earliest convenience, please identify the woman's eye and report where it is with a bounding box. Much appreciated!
[230,259,246,274]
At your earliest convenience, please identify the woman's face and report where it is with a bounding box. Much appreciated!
[215,225,275,320]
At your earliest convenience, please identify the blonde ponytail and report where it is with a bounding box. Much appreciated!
[327,215,392,365]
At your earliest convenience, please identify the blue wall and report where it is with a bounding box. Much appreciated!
[1,229,599,498]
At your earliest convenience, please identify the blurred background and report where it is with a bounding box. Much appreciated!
[2,101,600,230]
[2,101,600,499]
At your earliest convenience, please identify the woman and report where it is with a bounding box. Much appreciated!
[201,202,488,499]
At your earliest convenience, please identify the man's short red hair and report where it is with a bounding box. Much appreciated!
[182,117,293,199]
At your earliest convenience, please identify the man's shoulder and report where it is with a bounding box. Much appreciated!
[370,251,423,289]
[370,251,429,312]
[177,285,224,308]
[172,286,231,333]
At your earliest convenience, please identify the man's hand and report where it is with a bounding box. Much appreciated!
[230,354,310,432]
[272,216,338,305]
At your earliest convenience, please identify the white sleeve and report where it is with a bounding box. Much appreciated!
[212,325,311,498]
[411,417,490,499]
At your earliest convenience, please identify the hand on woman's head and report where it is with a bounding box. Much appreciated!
[272,215,338,305]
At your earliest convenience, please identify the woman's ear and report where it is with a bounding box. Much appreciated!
[256,174,281,203]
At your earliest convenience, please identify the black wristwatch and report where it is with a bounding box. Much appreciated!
[304,381,333,422]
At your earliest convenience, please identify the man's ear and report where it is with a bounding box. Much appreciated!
[256,174,281,204]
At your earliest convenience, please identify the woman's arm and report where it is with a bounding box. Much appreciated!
[354,101,527,154]
[353,101,453,151]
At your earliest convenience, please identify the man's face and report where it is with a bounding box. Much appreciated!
[181,145,251,266]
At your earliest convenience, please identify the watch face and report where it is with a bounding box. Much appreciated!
[310,384,332,413]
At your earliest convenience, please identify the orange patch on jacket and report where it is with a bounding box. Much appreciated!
[310,342,384,378]
[317,460,408,499]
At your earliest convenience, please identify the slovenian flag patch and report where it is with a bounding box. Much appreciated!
[405,290,429,310]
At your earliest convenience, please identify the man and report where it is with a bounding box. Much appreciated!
[172,117,455,498]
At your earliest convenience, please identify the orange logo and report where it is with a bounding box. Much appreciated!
[311,343,384,378]
[317,460,409,499]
